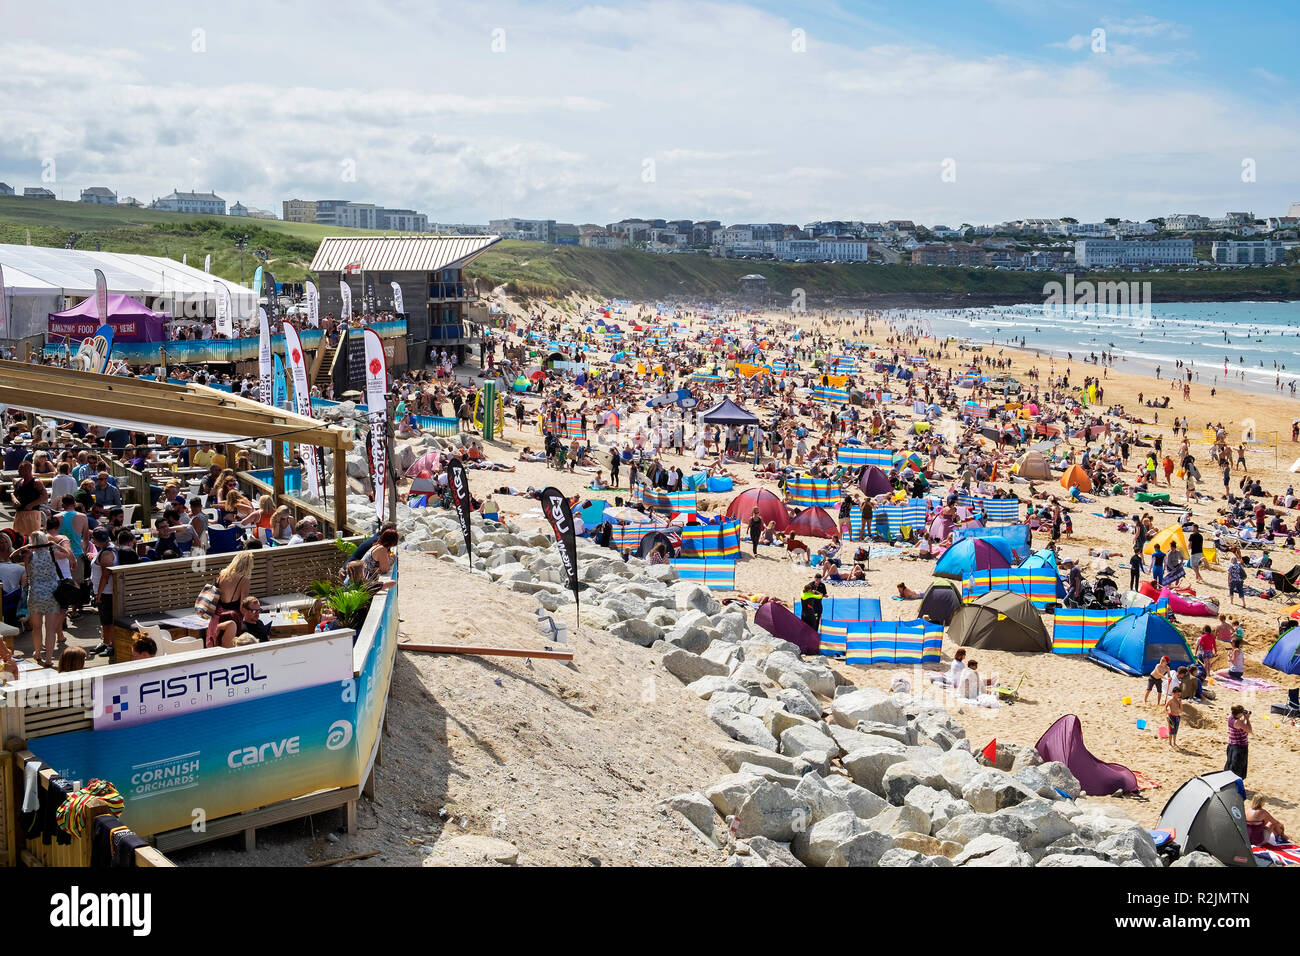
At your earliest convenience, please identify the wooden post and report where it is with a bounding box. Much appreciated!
[272,436,285,505]
[333,442,348,535]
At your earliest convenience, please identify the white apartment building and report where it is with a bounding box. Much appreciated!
[1116,220,1158,237]
[1211,240,1285,266]
[1075,238,1195,268]
[488,218,556,242]
[1162,214,1209,232]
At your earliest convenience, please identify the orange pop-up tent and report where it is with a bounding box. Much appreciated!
[1060,464,1092,493]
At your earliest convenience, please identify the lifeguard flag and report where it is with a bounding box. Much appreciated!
[982,738,998,763]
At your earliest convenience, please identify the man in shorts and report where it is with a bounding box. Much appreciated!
[1145,654,1171,705]
[1187,523,1205,583]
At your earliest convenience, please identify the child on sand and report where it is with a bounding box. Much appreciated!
[1145,655,1171,705]
[1165,687,1183,748]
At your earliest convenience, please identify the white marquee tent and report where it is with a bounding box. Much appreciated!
[0,243,258,340]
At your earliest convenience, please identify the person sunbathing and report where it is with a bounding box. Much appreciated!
[897,581,923,600]
[1246,795,1289,846]
[518,447,547,462]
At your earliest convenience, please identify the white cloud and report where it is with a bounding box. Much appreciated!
[0,0,1294,224]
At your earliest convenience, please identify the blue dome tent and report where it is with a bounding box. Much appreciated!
[934,536,1015,580]
[1019,548,1067,599]
[1263,626,1300,676]
[1088,610,1194,677]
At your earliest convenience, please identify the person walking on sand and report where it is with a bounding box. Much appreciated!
[1164,687,1183,749]
[1225,704,1252,782]
[1227,554,1248,608]
[1145,654,1171,705]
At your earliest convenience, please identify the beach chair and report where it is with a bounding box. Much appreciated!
[995,675,1026,703]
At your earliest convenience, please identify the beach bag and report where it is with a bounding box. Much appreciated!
[52,558,80,611]
[194,582,219,619]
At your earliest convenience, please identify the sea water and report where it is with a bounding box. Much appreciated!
[885,300,1300,398]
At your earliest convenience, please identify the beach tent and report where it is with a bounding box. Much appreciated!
[947,591,1050,652]
[926,511,955,543]
[47,292,168,343]
[1263,626,1300,676]
[1059,464,1092,493]
[755,600,821,656]
[787,506,839,540]
[1156,772,1257,867]
[699,398,759,427]
[918,580,962,625]
[636,530,678,559]
[1088,609,1194,677]
[1035,714,1139,796]
[934,536,1014,580]
[858,465,894,497]
[725,488,790,532]
[1015,450,1052,480]
[1143,523,1188,558]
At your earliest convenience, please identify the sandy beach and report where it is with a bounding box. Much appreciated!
[452,295,1300,827]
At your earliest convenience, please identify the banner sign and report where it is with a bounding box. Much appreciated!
[390,281,404,315]
[94,269,108,325]
[257,307,273,406]
[203,254,211,274]
[340,280,352,320]
[446,457,474,564]
[0,264,7,337]
[539,486,580,614]
[91,634,353,731]
[305,280,319,328]
[74,324,114,374]
[214,283,233,338]
[363,328,388,525]
[283,322,322,498]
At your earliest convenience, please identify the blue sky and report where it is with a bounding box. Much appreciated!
[1,0,1296,226]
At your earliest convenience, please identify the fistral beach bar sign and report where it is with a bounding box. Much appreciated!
[91,635,354,731]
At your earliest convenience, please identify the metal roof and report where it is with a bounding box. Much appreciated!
[310,235,501,274]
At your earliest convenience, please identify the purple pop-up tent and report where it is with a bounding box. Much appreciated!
[755,600,821,656]
[48,293,168,343]
[1035,714,1138,796]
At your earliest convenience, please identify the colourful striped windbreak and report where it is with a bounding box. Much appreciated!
[609,519,669,551]
[961,570,1061,610]
[771,360,798,372]
[679,520,741,559]
[956,495,1023,523]
[691,371,723,382]
[837,446,893,469]
[844,500,928,541]
[786,475,839,509]
[812,385,850,403]
[845,620,944,666]
[670,557,736,591]
[1051,600,1169,654]
[558,414,584,440]
[961,402,990,419]
[826,355,858,373]
[639,487,698,519]
[793,596,883,656]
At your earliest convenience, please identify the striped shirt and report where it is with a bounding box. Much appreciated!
[1227,717,1249,747]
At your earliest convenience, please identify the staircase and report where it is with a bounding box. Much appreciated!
[311,344,338,388]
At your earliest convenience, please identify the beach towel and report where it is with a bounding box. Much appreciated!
[1212,671,1279,692]
[1253,842,1300,866]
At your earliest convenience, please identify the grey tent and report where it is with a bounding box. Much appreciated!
[947,591,1051,652]
[918,580,962,625]
[699,398,759,427]
[1156,771,1257,867]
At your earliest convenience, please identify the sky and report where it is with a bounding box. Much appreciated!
[2,0,1298,227]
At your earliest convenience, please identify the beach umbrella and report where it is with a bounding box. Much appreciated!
[405,449,442,477]
[725,488,790,531]
[787,506,838,540]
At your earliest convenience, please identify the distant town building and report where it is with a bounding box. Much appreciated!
[23,187,55,199]
[79,186,117,205]
[379,208,429,232]
[229,201,248,217]
[1161,214,1209,232]
[120,196,144,208]
[0,183,12,196]
[1289,202,1300,220]
[1075,238,1194,268]
[282,199,318,223]
[578,230,627,250]
[1116,220,1158,237]
[1212,240,1284,266]
[151,189,226,215]
[911,243,983,267]
[488,218,556,242]
[738,274,769,299]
